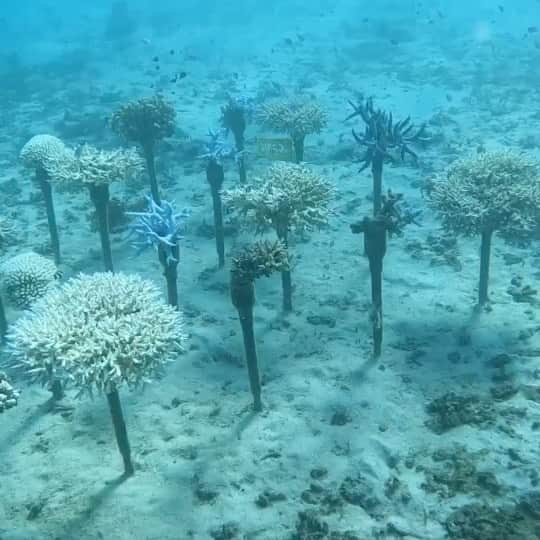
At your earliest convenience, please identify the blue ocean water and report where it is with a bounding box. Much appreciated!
[1,1,540,539]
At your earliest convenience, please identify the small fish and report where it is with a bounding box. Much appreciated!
[170,72,187,82]
[498,5,504,12]
[528,26,538,33]
[142,38,152,45]
[169,49,175,55]
[152,56,159,62]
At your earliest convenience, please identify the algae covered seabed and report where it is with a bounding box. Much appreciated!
[1,3,540,539]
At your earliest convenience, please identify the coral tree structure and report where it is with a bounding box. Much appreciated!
[128,196,185,308]
[351,190,420,358]
[0,252,60,309]
[51,144,144,272]
[221,95,251,183]
[223,162,332,311]
[231,240,288,411]
[7,272,185,475]
[0,371,20,413]
[200,129,239,267]
[20,134,75,264]
[111,95,176,204]
[347,97,427,215]
[429,149,540,305]
[258,98,326,162]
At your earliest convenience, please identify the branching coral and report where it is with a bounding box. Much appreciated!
[347,97,427,166]
[199,128,241,267]
[0,371,20,413]
[221,95,253,183]
[20,134,76,264]
[128,197,186,307]
[111,95,176,203]
[231,240,289,285]
[128,196,184,259]
[50,144,144,187]
[230,240,288,411]
[223,162,333,234]
[377,190,421,237]
[258,98,326,162]
[199,129,240,164]
[221,95,253,141]
[7,271,184,391]
[429,150,540,305]
[111,95,176,147]
[347,97,427,216]
[0,252,61,309]
[7,271,185,475]
[51,144,144,272]
[429,150,540,236]
[224,162,332,311]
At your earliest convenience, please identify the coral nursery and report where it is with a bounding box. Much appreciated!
[1,1,540,539]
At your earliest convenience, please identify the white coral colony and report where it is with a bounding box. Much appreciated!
[0,252,60,308]
[7,272,186,475]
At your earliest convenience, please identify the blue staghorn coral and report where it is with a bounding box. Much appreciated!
[127,196,187,262]
[199,128,243,164]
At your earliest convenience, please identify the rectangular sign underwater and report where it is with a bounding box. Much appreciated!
[256,137,294,162]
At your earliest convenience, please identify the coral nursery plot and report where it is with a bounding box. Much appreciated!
[1,2,540,540]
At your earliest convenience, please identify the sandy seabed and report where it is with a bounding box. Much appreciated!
[1,5,540,539]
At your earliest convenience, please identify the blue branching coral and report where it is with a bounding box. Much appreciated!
[199,129,243,164]
[127,196,186,262]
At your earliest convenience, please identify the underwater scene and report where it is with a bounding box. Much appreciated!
[1,0,540,538]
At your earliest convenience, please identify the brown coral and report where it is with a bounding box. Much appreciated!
[258,98,326,162]
[111,95,176,151]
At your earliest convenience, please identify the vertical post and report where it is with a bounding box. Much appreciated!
[89,184,114,273]
[158,243,179,308]
[276,226,292,312]
[37,169,61,265]
[292,136,305,163]
[233,131,247,184]
[0,295,7,343]
[478,229,493,306]
[144,145,160,206]
[50,379,64,401]
[206,161,225,268]
[106,387,134,477]
[231,276,262,412]
[238,307,262,412]
[371,154,383,217]
[352,217,387,358]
